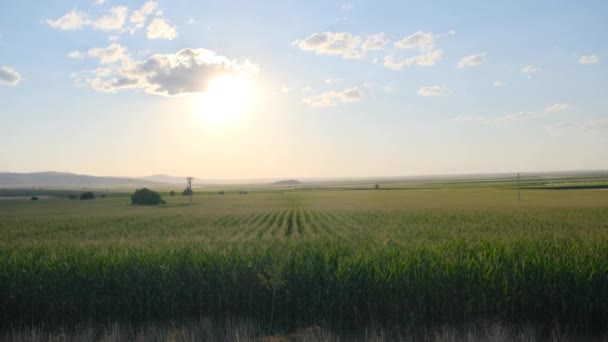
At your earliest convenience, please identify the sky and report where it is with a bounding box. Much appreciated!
[0,0,607,179]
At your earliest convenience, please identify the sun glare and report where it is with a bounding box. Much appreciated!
[194,75,256,124]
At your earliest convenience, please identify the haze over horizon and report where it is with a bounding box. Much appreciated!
[1,1,607,179]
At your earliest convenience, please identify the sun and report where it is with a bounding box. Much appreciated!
[193,75,256,124]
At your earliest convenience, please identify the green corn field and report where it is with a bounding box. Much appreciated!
[1,186,608,334]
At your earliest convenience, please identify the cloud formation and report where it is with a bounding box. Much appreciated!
[66,50,84,59]
[147,18,177,40]
[521,64,540,74]
[383,49,443,70]
[452,115,475,122]
[578,55,600,65]
[79,44,258,97]
[0,67,21,86]
[88,43,130,64]
[458,53,486,68]
[490,103,571,123]
[293,32,363,59]
[586,118,608,132]
[394,31,435,51]
[93,6,128,31]
[45,10,90,30]
[130,2,159,31]
[362,33,389,52]
[417,85,449,97]
[303,88,361,107]
[45,2,172,40]
[546,119,608,134]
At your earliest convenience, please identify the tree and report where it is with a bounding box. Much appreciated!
[374,184,380,190]
[30,196,38,201]
[169,190,176,197]
[80,191,95,200]
[131,188,165,205]
[100,194,106,198]
[218,190,225,195]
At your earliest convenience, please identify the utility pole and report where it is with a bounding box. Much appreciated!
[517,172,521,201]
[186,177,194,204]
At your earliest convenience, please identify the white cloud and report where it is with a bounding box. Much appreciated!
[94,0,107,5]
[88,43,129,64]
[340,4,353,13]
[46,3,173,37]
[293,32,363,59]
[452,115,475,122]
[417,85,449,97]
[383,85,393,93]
[186,17,196,25]
[578,55,600,65]
[303,88,361,107]
[130,1,158,31]
[80,45,258,97]
[489,103,572,123]
[66,50,84,59]
[545,119,608,134]
[93,6,127,31]
[301,86,313,92]
[457,53,486,68]
[362,33,389,52]
[324,78,339,84]
[45,10,91,30]
[394,31,435,51]
[493,81,506,87]
[521,64,540,74]
[280,86,290,93]
[383,49,443,70]
[0,66,21,86]
[585,118,608,132]
[545,121,578,131]
[147,18,177,40]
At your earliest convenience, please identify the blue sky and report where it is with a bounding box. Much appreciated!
[1,1,607,178]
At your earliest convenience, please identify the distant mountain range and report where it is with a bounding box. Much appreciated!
[0,172,162,188]
[271,179,302,186]
[0,172,305,188]
[137,174,189,184]
[1,169,606,188]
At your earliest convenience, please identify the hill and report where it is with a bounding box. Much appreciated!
[0,172,162,188]
[271,179,303,186]
[137,174,188,184]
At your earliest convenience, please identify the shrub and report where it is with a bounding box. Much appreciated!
[170,190,176,197]
[30,196,38,201]
[131,188,165,205]
[80,192,95,200]
[100,194,106,198]
[182,188,193,196]
[218,190,225,195]
[68,194,77,200]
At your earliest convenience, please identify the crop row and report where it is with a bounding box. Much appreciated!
[1,238,608,332]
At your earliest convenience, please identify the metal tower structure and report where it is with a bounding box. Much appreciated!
[186,177,194,204]
[517,172,521,201]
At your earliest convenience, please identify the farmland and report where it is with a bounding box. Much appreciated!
[1,181,608,339]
